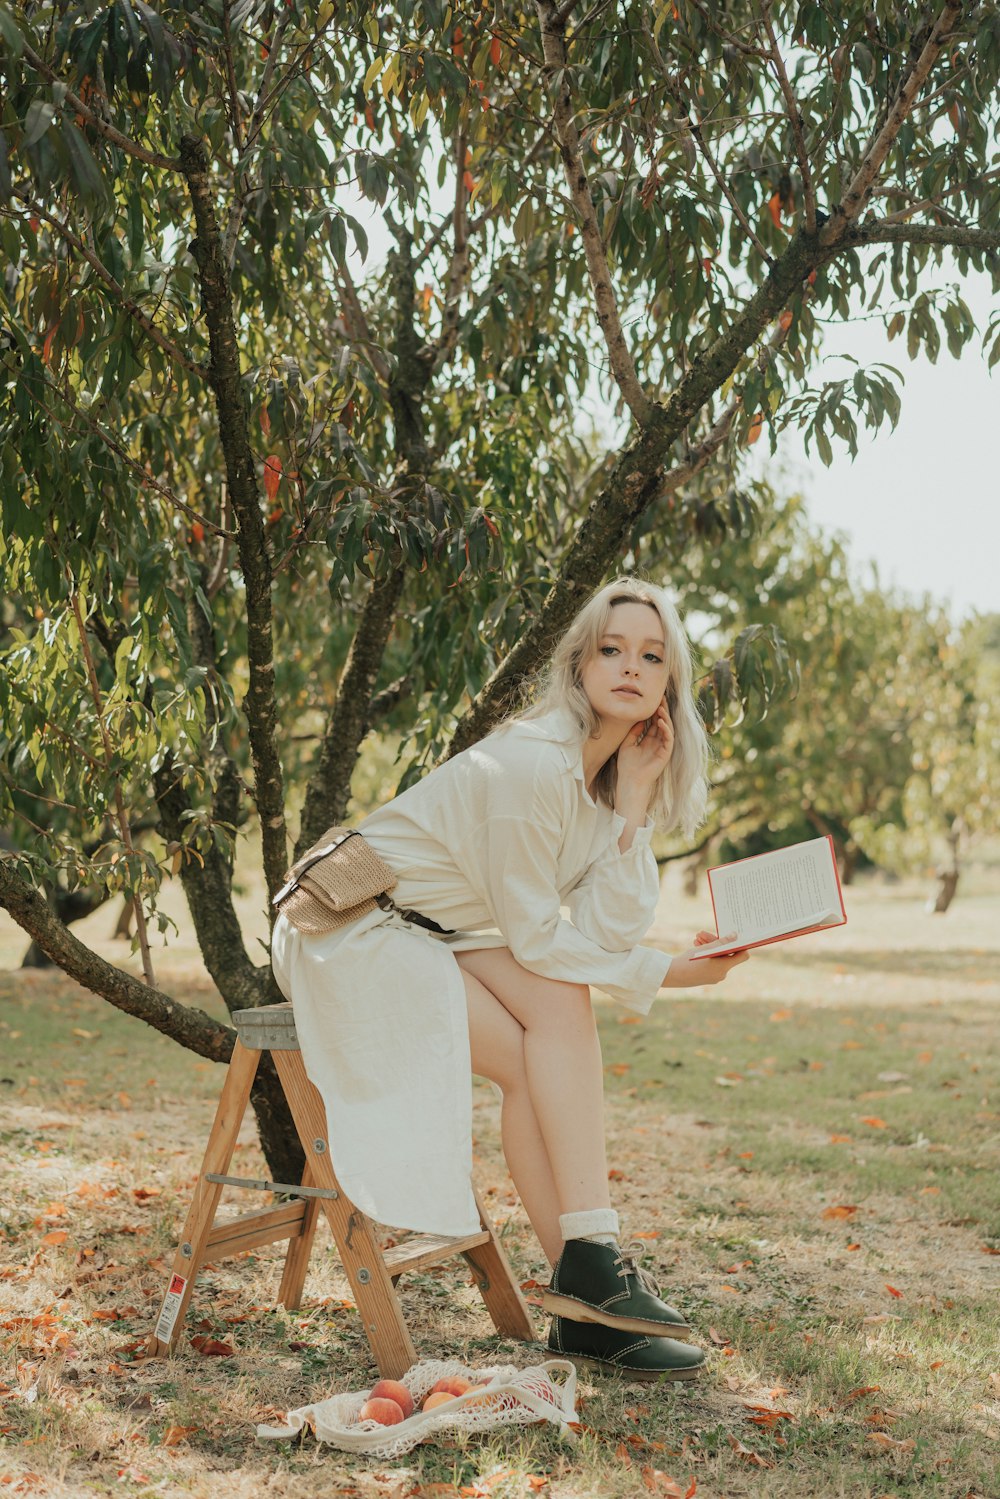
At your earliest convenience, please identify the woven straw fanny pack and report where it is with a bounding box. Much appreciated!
[272,827,397,935]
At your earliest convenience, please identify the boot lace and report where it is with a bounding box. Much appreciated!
[613,1240,661,1296]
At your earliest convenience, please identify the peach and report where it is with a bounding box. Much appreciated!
[358,1396,405,1426]
[369,1379,414,1419]
[430,1376,472,1397]
[422,1390,457,1411]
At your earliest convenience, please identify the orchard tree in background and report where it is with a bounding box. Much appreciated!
[662,492,1000,892]
[2,0,999,1172]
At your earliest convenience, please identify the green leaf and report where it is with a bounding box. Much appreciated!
[24,100,57,150]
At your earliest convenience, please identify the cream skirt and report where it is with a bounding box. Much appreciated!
[270,905,491,1236]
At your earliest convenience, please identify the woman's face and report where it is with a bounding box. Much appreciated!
[579,601,672,727]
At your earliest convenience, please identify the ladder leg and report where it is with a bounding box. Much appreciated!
[273,1051,417,1379]
[463,1184,536,1343]
[277,1158,321,1310]
[147,1038,261,1356]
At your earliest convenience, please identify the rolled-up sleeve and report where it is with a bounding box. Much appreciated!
[567,816,661,952]
[451,771,669,1014]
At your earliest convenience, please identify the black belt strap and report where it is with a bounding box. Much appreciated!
[375,892,455,936]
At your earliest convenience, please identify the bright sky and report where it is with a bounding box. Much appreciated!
[748,270,999,621]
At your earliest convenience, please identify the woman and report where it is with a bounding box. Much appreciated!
[271,575,748,1381]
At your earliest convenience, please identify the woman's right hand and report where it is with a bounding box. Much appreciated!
[660,943,749,988]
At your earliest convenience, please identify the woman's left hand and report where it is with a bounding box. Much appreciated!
[616,699,674,793]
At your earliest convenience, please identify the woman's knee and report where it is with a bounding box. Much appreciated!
[457,946,593,1034]
[461,967,529,1091]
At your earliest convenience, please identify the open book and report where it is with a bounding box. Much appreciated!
[691,834,847,959]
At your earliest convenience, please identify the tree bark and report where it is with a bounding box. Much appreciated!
[296,234,433,847]
[180,134,288,910]
[296,566,406,855]
[0,860,233,1061]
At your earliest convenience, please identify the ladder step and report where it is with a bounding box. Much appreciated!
[205,1171,339,1200]
[382,1230,491,1279]
[206,1200,307,1257]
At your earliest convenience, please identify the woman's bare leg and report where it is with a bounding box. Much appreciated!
[459,963,564,1264]
[456,948,611,1236]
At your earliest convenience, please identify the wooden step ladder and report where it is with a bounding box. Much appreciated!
[147,1002,535,1378]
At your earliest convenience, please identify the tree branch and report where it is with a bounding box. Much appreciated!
[221,6,295,271]
[180,135,288,909]
[18,37,179,171]
[0,857,234,1062]
[295,566,407,853]
[70,590,157,988]
[821,0,964,244]
[10,191,207,379]
[877,163,1000,225]
[640,14,773,265]
[432,127,471,369]
[295,239,435,850]
[447,225,831,755]
[839,221,1000,253]
[756,1,817,232]
[28,363,232,538]
[337,263,392,384]
[534,0,653,425]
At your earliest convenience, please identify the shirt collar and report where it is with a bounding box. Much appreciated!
[519,707,591,795]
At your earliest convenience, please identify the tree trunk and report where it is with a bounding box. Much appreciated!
[928,820,962,914]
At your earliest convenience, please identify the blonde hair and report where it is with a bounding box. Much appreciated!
[511,576,709,839]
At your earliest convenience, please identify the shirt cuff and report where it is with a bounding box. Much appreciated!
[609,814,655,850]
[613,944,671,1014]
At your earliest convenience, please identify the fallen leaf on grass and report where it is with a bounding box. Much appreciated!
[866,1433,915,1453]
[608,1064,630,1076]
[877,1071,909,1083]
[980,1245,1000,1255]
[714,1075,741,1088]
[728,1436,773,1467]
[744,1403,794,1429]
[844,1386,881,1404]
[608,1168,627,1181]
[40,1231,67,1246]
[863,1408,899,1429]
[885,1285,904,1298]
[708,1327,731,1346]
[132,1187,161,1203]
[72,1028,98,1039]
[829,1133,852,1144]
[640,1469,689,1496]
[862,1314,899,1325]
[162,1425,199,1447]
[189,1335,234,1357]
[821,1204,858,1220]
[846,1243,861,1251]
[860,1117,887,1128]
[527,1479,548,1492]
[768,1009,792,1022]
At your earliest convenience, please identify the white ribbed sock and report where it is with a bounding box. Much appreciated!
[559,1208,619,1247]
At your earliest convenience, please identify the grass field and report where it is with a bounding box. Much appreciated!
[1,856,998,1499]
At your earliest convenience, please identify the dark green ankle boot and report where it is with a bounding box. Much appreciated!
[542,1239,692,1338]
[547,1315,706,1383]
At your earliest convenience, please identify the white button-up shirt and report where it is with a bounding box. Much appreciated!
[271,708,671,1236]
[360,707,671,1009]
